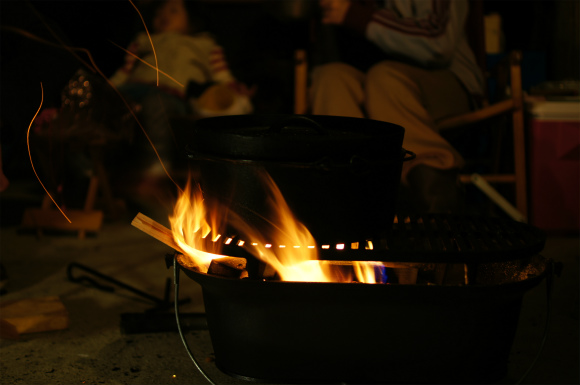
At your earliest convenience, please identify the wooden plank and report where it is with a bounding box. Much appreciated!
[0,296,69,339]
[131,212,182,253]
[21,208,103,232]
[0,319,19,340]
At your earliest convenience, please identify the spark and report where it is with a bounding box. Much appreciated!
[13,1,184,198]
[27,83,71,223]
[109,41,185,88]
[128,0,159,86]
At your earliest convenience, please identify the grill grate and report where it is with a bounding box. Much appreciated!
[216,214,545,264]
[336,214,547,263]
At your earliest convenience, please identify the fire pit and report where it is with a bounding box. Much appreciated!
[173,214,549,384]
[132,115,552,384]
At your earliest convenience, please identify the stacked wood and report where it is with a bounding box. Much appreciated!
[0,296,69,340]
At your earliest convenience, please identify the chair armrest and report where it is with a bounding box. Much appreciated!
[436,99,516,130]
[437,50,523,131]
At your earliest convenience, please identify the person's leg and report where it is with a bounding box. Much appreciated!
[364,61,472,213]
[365,60,471,176]
[309,62,366,117]
[138,88,189,174]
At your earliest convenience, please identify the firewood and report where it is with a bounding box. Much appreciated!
[208,257,248,279]
[133,214,249,277]
[0,296,69,340]
[21,208,103,238]
[131,213,182,253]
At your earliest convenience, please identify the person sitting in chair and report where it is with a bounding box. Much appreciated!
[110,0,253,178]
[310,0,484,213]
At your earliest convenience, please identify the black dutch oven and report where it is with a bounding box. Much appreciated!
[185,114,415,242]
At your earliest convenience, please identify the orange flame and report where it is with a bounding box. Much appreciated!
[169,181,226,271]
[170,172,385,283]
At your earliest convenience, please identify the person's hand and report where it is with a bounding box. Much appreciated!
[228,81,257,98]
[320,0,351,25]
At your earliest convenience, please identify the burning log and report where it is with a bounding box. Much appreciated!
[132,213,248,277]
[208,257,248,279]
[174,253,248,278]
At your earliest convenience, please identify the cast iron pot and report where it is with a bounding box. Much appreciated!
[186,114,414,242]
[177,255,550,384]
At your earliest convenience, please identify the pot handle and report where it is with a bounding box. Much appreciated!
[402,150,416,162]
[268,115,328,134]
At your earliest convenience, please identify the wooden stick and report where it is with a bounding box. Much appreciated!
[131,212,182,252]
[470,173,527,223]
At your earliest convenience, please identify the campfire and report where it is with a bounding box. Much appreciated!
[133,167,546,287]
[130,115,551,384]
[171,171,398,283]
[133,172,408,284]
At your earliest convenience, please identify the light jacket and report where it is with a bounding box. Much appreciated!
[343,0,484,96]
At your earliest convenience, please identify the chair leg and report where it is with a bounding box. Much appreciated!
[294,49,308,115]
[78,175,99,239]
[90,146,118,219]
[83,175,99,212]
[509,52,528,220]
[512,108,527,219]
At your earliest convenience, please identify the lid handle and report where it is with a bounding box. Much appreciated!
[403,150,416,162]
[268,115,327,134]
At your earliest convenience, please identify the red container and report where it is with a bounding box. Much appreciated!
[528,103,580,233]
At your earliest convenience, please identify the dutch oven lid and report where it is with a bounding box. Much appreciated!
[187,114,406,162]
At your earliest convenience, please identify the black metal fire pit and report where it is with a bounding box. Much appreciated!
[175,215,551,384]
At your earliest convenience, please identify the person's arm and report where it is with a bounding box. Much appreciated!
[191,37,254,116]
[207,44,236,84]
[207,40,255,98]
[109,33,149,86]
[321,0,469,68]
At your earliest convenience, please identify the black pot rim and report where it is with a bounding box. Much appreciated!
[188,114,406,162]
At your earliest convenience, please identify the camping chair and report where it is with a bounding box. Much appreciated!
[293,0,528,220]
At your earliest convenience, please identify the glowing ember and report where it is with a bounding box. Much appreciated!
[170,172,385,283]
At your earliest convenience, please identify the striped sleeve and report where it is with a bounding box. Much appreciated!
[370,0,450,37]
[209,45,235,83]
[109,36,143,86]
[344,0,465,68]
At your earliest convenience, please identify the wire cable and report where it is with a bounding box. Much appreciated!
[173,257,216,385]
[515,257,555,384]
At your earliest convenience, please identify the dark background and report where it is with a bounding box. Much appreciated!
[2,0,577,112]
[1,0,578,187]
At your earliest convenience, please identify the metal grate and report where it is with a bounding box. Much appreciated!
[215,214,545,264]
[315,214,546,263]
